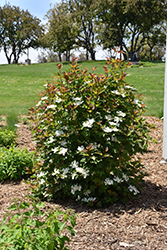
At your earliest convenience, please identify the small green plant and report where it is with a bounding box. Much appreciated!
[29,57,149,207]
[0,129,16,147]
[0,197,77,250]
[0,147,34,181]
[6,114,18,131]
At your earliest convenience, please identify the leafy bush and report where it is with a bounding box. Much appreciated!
[29,57,149,207]
[0,147,34,181]
[0,129,16,147]
[0,197,77,250]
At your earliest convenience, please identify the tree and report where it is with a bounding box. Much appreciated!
[0,4,44,64]
[99,0,167,60]
[45,2,77,62]
[69,0,101,60]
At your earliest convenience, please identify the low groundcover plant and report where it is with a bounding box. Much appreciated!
[0,197,77,250]
[0,147,34,181]
[29,56,149,207]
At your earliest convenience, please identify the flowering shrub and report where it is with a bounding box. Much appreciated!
[29,57,149,207]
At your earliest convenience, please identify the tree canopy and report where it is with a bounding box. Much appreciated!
[0,4,44,64]
[99,0,167,60]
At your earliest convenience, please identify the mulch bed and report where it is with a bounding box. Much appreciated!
[0,116,167,249]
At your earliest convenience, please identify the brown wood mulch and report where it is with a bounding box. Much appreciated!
[0,116,167,250]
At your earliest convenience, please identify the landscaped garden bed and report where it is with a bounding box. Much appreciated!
[0,116,167,249]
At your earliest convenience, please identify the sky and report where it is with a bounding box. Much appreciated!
[0,0,107,64]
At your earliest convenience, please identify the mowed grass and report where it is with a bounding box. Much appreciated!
[0,60,165,124]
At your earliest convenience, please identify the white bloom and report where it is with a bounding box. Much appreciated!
[128,185,140,195]
[105,115,112,121]
[121,93,126,98]
[84,190,91,196]
[48,136,55,143]
[70,160,79,168]
[122,173,129,182]
[77,146,85,152]
[102,127,113,133]
[81,197,96,203]
[61,168,69,179]
[109,121,118,126]
[41,96,48,100]
[124,85,136,90]
[36,101,41,107]
[111,136,118,142]
[111,90,120,95]
[52,147,59,153]
[103,127,118,133]
[59,147,68,156]
[71,184,82,194]
[134,99,142,107]
[76,195,81,201]
[37,172,45,178]
[104,178,113,185]
[72,172,77,180]
[39,178,45,185]
[73,97,83,106]
[47,104,57,109]
[52,168,60,176]
[60,140,67,146]
[113,176,123,183]
[114,116,122,124]
[55,130,64,136]
[83,118,95,128]
[116,111,126,117]
[55,96,62,103]
[76,167,89,178]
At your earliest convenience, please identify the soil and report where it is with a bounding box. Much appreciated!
[1,117,167,249]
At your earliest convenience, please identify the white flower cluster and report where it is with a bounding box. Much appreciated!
[70,160,89,178]
[54,95,62,103]
[47,104,57,110]
[71,184,82,194]
[111,90,120,95]
[134,99,142,108]
[61,168,69,179]
[48,136,55,144]
[73,97,84,106]
[104,127,118,133]
[116,111,126,117]
[55,130,64,136]
[81,197,96,203]
[76,167,89,178]
[104,178,113,185]
[77,145,85,152]
[124,85,136,91]
[122,173,129,182]
[83,118,95,128]
[128,185,140,195]
[52,168,60,176]
[113,176,124,183]
[52,147,67,156]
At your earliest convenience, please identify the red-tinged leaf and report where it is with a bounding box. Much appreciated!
[138,94,142,98]
[121,146,124,152]
[92,67,97,71]
[56,63,63,70]
[63,73,69,81]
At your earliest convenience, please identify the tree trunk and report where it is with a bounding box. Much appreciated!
[86,48,89,60]
[58,52,62,62]
[89,47,96,60]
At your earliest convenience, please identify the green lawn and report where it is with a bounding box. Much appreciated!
[0,61,165,122]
